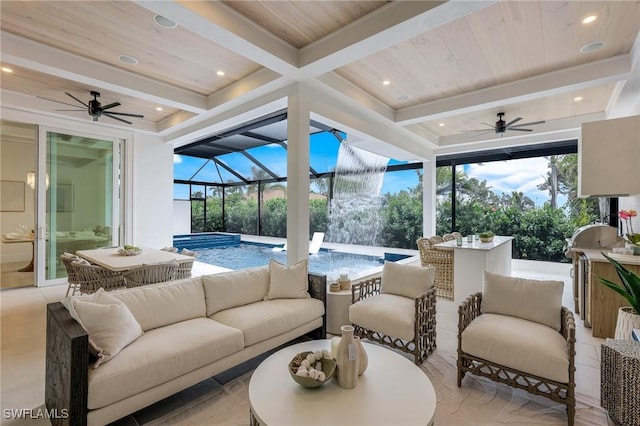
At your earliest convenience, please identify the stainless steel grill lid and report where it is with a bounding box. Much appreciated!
[569,224,621,249]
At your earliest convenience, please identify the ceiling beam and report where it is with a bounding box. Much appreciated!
[1,32,208,114]
[396,54,632,125]
[299,1,498,76]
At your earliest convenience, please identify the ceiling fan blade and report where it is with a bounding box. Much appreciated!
[65,92,89,107]
[54,109,85,112]
[104,111,144,118]
[103,113,132,125]
[510,120,545,127]
[508,128,533,132]
[38,96,83,108]
[505,117,522,127]
[479,122,496,128]
[99,102,121,111]
[462,128,495,133]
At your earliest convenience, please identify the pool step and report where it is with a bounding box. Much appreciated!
[172,233,241,251]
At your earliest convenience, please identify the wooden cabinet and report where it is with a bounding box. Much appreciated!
[589,259,640,338]
[579,115,640,197]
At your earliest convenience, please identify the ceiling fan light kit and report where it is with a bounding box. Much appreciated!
[463,112,545,136]
[39,90,144,124]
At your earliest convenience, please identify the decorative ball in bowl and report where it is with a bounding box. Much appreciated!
[118,245,142,256]
[288,350,336,388]
[479,232,494,243]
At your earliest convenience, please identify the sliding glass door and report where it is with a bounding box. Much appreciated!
[36,128,122,285]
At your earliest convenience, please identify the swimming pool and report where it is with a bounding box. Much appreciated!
[194,243,392,277]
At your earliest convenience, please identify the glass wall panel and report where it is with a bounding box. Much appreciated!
[174,155,207,180]
[435,165,453,236]
[45,131,117,280]
[245,144,287,177]
[205,185,223,232]
[191,200,204,233]
[261,181,288,237]
[309,177,329,237]
[224,185,257,234]
[380,169,422,249]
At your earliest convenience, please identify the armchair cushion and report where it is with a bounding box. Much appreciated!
[461,313,569,383]
[482,271,564,331]
[349,294,416,341]
[380,261,435,299]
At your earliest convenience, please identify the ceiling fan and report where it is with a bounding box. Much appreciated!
[463,112,545,136]
[39,91,144,124]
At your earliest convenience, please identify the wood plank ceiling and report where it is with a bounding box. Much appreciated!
[0,0,638,153]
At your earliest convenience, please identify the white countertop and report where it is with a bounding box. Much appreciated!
[435,235,514,251]
[580,248,640,265]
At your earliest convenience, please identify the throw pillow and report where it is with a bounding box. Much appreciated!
[66,288,143,367]
[266,259,310,300]
[481,271,564,331]
[380,261,435,299]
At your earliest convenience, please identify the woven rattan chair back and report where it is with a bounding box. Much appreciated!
[123,260,178,288]
[60,254,81,296]
[428,235,444,244]
[70,262,126,294]
[175,258,195,280]
[416,238,454,300]
[442,233,456,241]
[451,232,462,240]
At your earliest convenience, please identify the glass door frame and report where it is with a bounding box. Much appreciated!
[35,126,125,287]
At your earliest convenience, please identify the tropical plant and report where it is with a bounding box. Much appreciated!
[599,253,640,315]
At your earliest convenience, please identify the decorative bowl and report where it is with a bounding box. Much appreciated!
[479,236,494,243]
[288,351,336,388]
[118,247,142,256]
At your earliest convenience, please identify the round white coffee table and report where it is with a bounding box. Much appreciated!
[249,340,436,426]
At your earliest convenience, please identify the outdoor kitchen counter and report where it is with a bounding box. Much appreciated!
[435,236,513,305]
[580,249,640,338]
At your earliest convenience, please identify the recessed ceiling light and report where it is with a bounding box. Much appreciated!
[156,107,163,111]
[439,123,445,127]
[397,95,410,101]
[154,14,177,29]
[580,41,605,53]
[216,70,225,76]
[382,80,390,86]
[573,96,583,102]
[582,15,597,24]
[1,67,13,73]
[118,55,139,64]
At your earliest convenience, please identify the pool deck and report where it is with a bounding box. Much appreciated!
[190,233,420,279]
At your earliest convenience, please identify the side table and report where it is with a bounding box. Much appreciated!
[601,339,640,426]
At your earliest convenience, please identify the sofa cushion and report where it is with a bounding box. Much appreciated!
[87,317,243,410]
[109,278,206,331]
[202,265,270,316]
[64,289,143,368]
[349,294,416,341]
[265,259,310,300]
[461,313,569,383]
[482,271,564,331]
[381,261,435,299]
[211,298,324,346]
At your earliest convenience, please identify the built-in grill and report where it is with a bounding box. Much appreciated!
[566,224,622,326]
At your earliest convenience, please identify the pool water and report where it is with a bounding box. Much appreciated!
[194,243,385,277]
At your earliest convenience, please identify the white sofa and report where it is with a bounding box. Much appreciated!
[45,262,326,426]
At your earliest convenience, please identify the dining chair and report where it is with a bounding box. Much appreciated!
[175,258,195,280]
[60,253,82,296]
[443,233,455,242]
[429,235,444,244]
[123,260,178,288]
[69,261,126,294]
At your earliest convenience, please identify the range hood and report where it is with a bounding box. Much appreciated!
[578,115,640,197]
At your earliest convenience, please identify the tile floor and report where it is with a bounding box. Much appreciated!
[0,259,607,425]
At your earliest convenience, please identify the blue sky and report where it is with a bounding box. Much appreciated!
[174,131,556,206]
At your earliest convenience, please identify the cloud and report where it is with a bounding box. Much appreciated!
[466,158,551,204]
[173,154,183,164]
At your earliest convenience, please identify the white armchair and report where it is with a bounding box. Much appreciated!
[349,262,437,364]
[457,271,576,425]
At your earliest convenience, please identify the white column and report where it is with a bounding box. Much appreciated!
[422,160,436,237]
[286,84,311,265]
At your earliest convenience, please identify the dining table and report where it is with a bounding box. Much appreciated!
[434,235,514,304]
[76,247,194,272]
